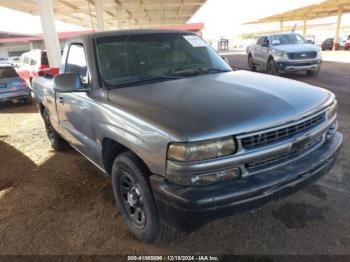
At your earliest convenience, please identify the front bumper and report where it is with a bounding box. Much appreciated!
[150,132,342,231]
[275,60,321,73]
[0,89,30,103]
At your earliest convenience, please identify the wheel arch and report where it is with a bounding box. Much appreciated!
[101,137,151,176]
[267,55,274,62]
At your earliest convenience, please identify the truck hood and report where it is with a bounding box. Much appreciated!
[108,71,333,141]
[274,44,320,53]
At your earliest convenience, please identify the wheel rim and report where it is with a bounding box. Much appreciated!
[44,112,55,143]
[119,171,146,228]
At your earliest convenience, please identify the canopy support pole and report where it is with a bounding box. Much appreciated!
[280,20,283,32]
[95,0,105,31]
[303,19,307,37]
[333,9,343,51]
[36,0,61,68]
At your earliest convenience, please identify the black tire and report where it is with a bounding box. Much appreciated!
[43,109,69,151]
[248,55,256,72]
[267,58,279,75]
[112,151,172,243]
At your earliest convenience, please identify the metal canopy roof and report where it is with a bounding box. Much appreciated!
[245,0,350,24]
[0,0,206,29]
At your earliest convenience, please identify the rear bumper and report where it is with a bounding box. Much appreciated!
[150,132,342,231]
[0,89,30,103]
[276,60,321,73]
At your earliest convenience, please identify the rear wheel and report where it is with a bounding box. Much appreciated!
[248,55,256,72]
[267,58,279,75]
[112,151,172,243]
[43,109,68,150]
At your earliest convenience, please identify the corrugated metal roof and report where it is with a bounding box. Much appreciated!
[0,0,206,29]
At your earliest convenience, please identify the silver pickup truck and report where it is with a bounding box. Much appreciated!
[247,33,322,76]
[33,29,342,242]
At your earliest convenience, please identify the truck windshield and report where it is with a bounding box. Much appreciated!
[96,33,231,87]
[0,66,19,78]
[270,34,306,46]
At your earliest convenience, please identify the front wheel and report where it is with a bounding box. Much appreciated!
[248,55,256,71]
[267,59,279,75]
[112,151,172,243]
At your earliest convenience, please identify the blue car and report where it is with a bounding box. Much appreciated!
[0,65,31,104]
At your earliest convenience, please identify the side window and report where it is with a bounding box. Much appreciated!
[257,37,264,46]
[262,37,269,46]
[65,43,88,83]
[30,58,37,66]
[18,55,24,66]
[23,55,29,65]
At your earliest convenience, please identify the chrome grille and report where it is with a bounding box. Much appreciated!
[245,137,323,173]
[288,51,317,60]
[241,112,326,150]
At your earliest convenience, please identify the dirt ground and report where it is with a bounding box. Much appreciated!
[0,56,350,255]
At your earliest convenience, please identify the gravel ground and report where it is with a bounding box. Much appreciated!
[0,56,349,255]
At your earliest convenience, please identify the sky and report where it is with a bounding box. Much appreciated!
[0,6,84,34]
[0,0,349,41]
[189,0,350,40]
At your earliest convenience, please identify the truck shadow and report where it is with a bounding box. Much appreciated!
[0,140,164,254]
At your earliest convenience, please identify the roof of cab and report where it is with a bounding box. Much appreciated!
[73,29,194,42]
[269,32,300,36]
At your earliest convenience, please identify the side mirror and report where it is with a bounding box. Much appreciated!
[53,72,88,93]
[306,40,314,44]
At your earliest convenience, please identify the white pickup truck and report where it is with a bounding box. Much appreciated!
[246,33,322,76]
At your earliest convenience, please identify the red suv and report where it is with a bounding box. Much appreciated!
[16,49,59,88]
[345,35,350,50]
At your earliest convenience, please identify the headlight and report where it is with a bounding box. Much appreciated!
[168,136,236,162]
[327,100,337,120]
[317,50,322,59]
[273,50,288,59]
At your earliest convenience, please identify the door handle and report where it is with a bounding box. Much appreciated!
[58,96,64,104]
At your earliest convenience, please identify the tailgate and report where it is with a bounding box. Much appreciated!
[0,77,26,94]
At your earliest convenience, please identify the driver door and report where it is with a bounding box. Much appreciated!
[260,37,270,67]
[56,43,94,159]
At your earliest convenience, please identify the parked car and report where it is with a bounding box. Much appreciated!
[0,57,11,65]
[8,56,20,67]
[321,37,346,50]
[321,38,334,50]
[0,65,32,104]
[17,49,59,88]
[246,33,322,76]
[345,35,350,50]
[33,30,342,242]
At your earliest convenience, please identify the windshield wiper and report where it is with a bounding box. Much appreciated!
[172,68,231,77]
[114,75,184,88]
